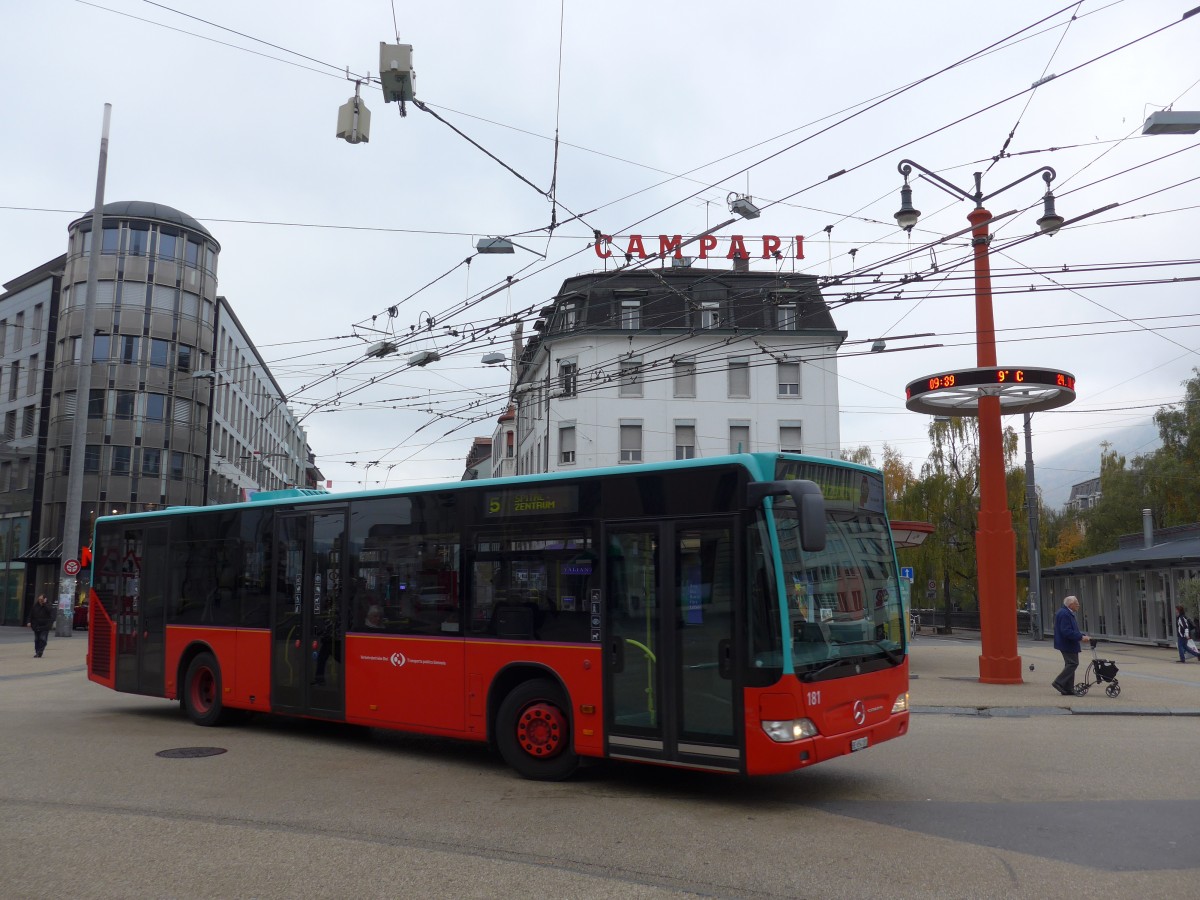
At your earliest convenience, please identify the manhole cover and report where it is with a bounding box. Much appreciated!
[156,747,228,759]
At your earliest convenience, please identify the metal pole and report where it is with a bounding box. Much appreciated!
[970,204,1022,683]
[1023,412,1043,640]
[57,103,111,637]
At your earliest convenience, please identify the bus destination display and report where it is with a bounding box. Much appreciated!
[483,486,579,518]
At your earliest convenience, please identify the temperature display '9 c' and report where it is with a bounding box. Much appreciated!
[906,367,1075,400]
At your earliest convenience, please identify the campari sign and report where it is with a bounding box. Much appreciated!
[593,233,805,261]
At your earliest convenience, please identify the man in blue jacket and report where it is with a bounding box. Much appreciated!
[1052,595,1088,695]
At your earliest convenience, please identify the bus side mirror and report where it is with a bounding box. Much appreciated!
[747,480,826,553]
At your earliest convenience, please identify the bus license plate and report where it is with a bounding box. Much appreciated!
[851,736,869,752]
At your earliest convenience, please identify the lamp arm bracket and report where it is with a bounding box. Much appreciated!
[897,159,975,204]
[980,166,1057,204]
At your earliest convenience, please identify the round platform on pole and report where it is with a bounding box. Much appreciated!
[905,366,1076,416]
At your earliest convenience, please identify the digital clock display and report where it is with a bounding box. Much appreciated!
[906,367,1075,400]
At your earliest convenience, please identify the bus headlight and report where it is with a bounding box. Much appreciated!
[891,692,910,713]
[762,718,819,742]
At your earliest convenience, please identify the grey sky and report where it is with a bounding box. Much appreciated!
[3,1,1198,500]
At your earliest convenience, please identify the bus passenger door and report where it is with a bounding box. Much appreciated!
[113,525,168,697]
[604,520,741,772]
[272,510,346,719]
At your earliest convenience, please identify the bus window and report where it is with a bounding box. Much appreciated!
[470,529,596,642]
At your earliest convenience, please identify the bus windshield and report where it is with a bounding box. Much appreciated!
[772,493,905,680]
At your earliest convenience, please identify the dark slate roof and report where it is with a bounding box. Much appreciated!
[80,201,214,239]
[1042,536,1200,575]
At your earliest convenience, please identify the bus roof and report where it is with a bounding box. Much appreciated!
[94,452,878,525]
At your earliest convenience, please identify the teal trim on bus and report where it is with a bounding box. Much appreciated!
[94,452,871,525]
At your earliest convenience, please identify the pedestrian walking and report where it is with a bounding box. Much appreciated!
[1174,605,1200,663]
[1052,595,1089,696]
[26,594,55,658]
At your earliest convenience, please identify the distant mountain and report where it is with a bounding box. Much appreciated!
[1035,421,1162,510]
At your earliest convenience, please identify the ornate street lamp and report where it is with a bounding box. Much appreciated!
[895,159,1075,684]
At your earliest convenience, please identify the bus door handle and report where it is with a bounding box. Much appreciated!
[610,637,625,673]
[717,638,732,680]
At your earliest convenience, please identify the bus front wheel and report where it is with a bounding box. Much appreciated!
[183,652,230,727]
[496,679,579,780]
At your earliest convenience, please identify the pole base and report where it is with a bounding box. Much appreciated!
[978,653,1023,684]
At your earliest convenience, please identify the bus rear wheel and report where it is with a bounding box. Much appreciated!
[183,652,231,726]
[496,679,579,781]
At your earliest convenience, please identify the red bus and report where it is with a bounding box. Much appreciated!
[86,453,909,779]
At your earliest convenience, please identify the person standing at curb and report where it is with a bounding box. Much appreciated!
[1174,605,1200,663]
[1052,595,1088,696]
[26,594,55,659]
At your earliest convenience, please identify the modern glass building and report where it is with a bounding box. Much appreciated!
[0,201,317,623]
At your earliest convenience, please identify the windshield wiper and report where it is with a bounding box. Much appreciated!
[800,657,861,682]
[801,642,902,681]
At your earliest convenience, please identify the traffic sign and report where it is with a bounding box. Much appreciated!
[63,559,80,576]
[927,580,936,591]
[900,567,914,581]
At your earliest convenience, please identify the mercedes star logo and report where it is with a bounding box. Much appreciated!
[852,700,866,726]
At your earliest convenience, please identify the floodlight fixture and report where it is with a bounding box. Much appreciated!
[1141,110,1200,135]
[727,192,761,220]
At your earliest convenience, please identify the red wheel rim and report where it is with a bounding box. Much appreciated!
[190,667,215,714]
[516,701,566,759]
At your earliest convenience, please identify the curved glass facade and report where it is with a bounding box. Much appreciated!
[42,204,221,537]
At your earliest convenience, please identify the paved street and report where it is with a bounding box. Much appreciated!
[2,626,1199,898]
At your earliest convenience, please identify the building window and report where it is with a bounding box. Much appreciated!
[26,354,38,395]
[145,394,167,423]
[729,424,750,454]
[22,406,36,437]
[149,338,170,368]
[619,423,643,463]
[673,358,696,398]
[177,344,193,373]
[7,362,17,401]
[675,424,696,460]
[619,358,642,398]
[170,451,185,481]
[88,389,105,419]
[728,359,750,398]
[559,360,577,398]
[559,425,576,464]
[777,304,797,330]
[780,424,803,453]
[115,391,135,420]
[128,227,149,256]
[61,447,71,475]
[158,231,178,260]
[112,446,131,475]
[32,305,43,343]
[185,240,201,266]
[3,410,14,441]
[101,227,119,254]
[699,301,722,329]
[506,430,514,458]
[92,334,111,363]
[620,300,641,329]
[84,445,101,474]
[142,448,161,477]
[60,390,77,420]
[561,302,576,331]
[777,362,801,397]
[118,335,139,365]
